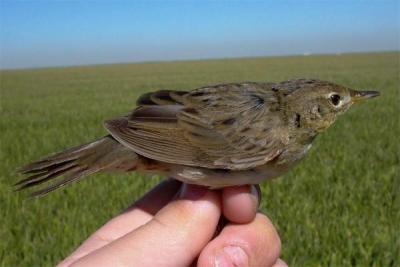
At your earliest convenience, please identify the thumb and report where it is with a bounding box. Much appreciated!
[71,184,221,267]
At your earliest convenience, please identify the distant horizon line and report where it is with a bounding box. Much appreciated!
[1,49,398,71]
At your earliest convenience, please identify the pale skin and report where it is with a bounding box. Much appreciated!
[58,180,287,267]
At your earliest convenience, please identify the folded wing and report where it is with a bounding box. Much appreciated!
[105,83,288,170]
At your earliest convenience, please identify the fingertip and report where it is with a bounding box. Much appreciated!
[198,213,281,267]
[222,185,260,224]
[139,183,222,264]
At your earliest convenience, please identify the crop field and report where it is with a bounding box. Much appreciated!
[0,52,398,266]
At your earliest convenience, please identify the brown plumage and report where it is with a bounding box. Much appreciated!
[16,79,379,196]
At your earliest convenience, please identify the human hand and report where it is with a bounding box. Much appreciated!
[58,180,286,267]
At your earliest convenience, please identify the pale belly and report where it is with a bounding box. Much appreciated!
[140,161,293,188]
[138,144,312,188]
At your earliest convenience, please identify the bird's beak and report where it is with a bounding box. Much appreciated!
[350,90,380,103]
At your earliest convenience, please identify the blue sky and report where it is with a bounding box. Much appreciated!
[0,0,399,69]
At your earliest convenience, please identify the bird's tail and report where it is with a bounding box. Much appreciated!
[15,136,138,197]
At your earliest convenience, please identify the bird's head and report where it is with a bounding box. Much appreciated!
[283,79,380,133]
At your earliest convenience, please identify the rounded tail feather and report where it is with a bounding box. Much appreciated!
[15,136,138,197]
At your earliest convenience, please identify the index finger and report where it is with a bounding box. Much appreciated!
[58,179,181,267]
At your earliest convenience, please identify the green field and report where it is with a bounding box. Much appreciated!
[1,52,399,266]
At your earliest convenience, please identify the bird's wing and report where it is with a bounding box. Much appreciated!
[104,83,289,170]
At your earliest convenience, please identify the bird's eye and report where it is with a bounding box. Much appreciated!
[330,94,341,106]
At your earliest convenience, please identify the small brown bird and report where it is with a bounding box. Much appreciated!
[16,79,379,197]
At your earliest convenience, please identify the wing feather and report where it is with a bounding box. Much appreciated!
[105,84,288,170]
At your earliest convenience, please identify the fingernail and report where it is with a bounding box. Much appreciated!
[250,185,261,208]
[215,246,249,267]
[179,183,208,200]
